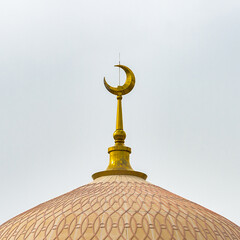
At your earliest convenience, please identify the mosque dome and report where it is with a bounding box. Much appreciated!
[0,175,239,239]
[0,65,239,239]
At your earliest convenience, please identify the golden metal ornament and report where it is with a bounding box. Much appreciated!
[104,65,135,96]
[92,65,147,180]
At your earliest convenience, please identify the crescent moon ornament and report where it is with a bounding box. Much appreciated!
[104,65,135,96]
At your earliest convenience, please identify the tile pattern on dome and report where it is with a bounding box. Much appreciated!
[0,175,239,239]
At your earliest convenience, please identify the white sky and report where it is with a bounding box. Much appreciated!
[0,0,239,226]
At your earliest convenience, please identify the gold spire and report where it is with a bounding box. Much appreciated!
[92,65,147,180]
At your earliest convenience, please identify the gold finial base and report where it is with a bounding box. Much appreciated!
[92,144,147,180]
[92,169,147,180]
[107,145,132,170]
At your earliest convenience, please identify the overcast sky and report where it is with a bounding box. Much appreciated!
[0,0,239,226]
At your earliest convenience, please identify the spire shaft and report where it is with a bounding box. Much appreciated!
[113,95,126,145]
[116,96,123,130]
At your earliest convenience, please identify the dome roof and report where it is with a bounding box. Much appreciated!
[0,175,239,239]
[1,65,239,239]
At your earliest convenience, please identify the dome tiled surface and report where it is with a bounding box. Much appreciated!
[0,175,239,240]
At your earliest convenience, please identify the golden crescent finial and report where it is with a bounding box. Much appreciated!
[92,64,147,180]
[104,65,135,96]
